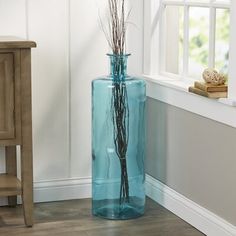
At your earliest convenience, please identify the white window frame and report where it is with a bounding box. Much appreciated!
[143,0,236,128]
[228,1,236,99]
[159,0,230,80]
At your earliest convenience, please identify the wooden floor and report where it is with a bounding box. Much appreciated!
[0,198,205,236]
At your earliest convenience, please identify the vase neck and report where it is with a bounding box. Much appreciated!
[108,54,130,79]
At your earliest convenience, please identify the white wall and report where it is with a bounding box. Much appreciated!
[0,0,143,202]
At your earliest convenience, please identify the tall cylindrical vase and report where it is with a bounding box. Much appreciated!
[92,54,146,220]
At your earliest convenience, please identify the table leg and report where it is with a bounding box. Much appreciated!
[21,49,34,227]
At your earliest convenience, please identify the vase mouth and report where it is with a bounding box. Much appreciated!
[107,53,131,58]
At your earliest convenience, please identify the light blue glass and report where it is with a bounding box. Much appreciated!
[92,54,146,220]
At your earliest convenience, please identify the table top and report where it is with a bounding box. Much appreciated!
[0,36,36,49]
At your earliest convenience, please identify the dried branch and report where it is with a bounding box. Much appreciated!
[100,0,129,55]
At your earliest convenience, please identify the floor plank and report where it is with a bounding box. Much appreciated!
[0,198,205,236]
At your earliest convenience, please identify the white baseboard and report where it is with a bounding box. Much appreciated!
[145,174,236,236]
[0,176,92,205]
[33,176,92,203]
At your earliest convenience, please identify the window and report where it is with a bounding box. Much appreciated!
[143,0,236,128]
[159,0,230,80]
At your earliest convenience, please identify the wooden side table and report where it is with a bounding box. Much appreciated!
[0,37,36,227]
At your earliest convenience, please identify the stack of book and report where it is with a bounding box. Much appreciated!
[189,81,228,98]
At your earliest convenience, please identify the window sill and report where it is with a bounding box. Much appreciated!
[143,75,236,129]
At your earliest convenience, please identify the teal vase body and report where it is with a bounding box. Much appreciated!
[92,54,146,219]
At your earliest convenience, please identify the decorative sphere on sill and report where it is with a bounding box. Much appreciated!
[202,68,226,85]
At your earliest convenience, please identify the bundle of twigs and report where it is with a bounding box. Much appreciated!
[105,0,130,204]
[107,0,126,54]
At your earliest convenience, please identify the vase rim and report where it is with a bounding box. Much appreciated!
[107,53,131,58]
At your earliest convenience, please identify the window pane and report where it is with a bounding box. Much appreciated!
[164,6,184,75]
[215,8,230,76]
[189,7,209,79]
[187,0,210,3]
[213,0,230,4]
[163,0,183,2]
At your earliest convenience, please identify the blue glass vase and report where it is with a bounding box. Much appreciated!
[92,54,146,220]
